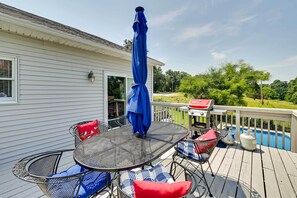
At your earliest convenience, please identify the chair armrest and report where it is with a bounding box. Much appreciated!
[12,149,76,184]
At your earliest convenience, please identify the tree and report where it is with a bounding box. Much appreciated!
[262,86,278,99]
[153,66,166,92]
[123,39,132,50]
[179,74,209,98]
[163,69,190,92]
[179,60,268,106]
[256,71,271,104]
[270,80,288,100]
[286,77,297,104]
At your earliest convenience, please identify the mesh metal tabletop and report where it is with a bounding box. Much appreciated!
[73,122,189,171]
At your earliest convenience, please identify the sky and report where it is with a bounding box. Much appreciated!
[1,0,297,82]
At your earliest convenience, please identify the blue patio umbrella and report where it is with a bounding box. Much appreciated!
[127,6,151,137]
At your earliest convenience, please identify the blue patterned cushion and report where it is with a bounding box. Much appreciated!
[48,164,111,198]
[120,164,174,197]
[176,141,209,161]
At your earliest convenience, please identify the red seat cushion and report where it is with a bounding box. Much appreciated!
[194,129,217,154]
[77,120,100,141]
[133,180,192,198]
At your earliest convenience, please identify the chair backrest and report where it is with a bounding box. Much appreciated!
[108,115,128,129]
[69,120,109,146]
[12,150,87,198]
[13,149,111,198]
[194,138,218,157]
[117,161,204,198]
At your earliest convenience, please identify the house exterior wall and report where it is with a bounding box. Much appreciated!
[0,31,153,197]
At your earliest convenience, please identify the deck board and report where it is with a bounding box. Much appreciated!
[269,147,296,198]
[221,144,243,198]
[237,148,252,198]
[210,145,236,197]
[261,145,274,170]
[251,145,265,198]
[263,168,281,198]
[289,152,297,169]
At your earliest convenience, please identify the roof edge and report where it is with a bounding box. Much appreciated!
[0,3,165,66]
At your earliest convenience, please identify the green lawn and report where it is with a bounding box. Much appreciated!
[244,97,297,110]
[153,93,297,110]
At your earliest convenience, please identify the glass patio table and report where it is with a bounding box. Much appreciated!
[73,122,189,172]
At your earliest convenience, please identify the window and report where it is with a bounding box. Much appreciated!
[0,55,18,103]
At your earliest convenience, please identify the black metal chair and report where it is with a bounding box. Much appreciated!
[12,149,111,198]
[69,120,109,146]
[173,129,228,197]
[108,115,128,129]
[117,161,206,198]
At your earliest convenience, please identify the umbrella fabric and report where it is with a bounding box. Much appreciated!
[127,7,151,137]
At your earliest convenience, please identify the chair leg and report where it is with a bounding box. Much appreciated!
[208,161,214,176]
[200,164,213,197]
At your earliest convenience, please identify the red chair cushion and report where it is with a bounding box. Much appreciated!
[194,128,217,154]
[77,120,100,141]
[133,180,192,198]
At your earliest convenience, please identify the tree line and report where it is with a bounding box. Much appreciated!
[153,60,297,106]
[122,40,297,106]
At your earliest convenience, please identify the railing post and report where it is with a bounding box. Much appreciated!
[291,112,297,153]
[236,110,241,142]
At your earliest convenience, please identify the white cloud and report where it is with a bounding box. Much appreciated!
[211,51,227,60]
[177,14,256,42]
[149,7,186,27]
[238,15,257,23]
[285,55,297,62]
[178,23,213,40]
[260,55,297,69]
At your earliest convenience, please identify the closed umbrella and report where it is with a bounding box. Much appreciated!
[127,6,151,137]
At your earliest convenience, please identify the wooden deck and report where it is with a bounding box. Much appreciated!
[5,143,297,198]
[157,143,297,198]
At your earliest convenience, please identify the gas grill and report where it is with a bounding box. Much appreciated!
[188,99,214,133]
[179,99,228,136]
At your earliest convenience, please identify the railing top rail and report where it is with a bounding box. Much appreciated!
[151,101,188,107]
[293,110,297,117]
[214,105,294,115]
[152,101,294,115]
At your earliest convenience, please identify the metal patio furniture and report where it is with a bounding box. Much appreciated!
[117,161,206,198]
[73,122,190,196]
[173,129,228,197]
[69,120,109,146]
[12,149,111,198]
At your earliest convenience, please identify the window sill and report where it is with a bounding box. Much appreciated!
[0,100,18,105]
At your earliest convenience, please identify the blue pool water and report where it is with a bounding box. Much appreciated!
[230,127,291,151]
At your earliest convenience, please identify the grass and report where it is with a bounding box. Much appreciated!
[153,93,191,103]
[153,92,297,110]
[244,97,297,110]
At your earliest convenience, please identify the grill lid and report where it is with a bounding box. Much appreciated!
[188,99,214,110]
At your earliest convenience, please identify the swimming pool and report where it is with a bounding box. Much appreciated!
[230,127,291,151]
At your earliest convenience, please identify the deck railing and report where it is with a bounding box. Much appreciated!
[152,101,297,153]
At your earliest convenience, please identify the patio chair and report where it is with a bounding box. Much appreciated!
[117,161,206,198]
[69,120,109,146]
[12,149,111,198]
[108,115,128,129]
[172,128,228,197]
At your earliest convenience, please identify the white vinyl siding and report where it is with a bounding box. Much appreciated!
[0,31,153,197]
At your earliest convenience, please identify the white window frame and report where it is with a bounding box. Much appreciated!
[0,55,18,104]
[103,71,133,123]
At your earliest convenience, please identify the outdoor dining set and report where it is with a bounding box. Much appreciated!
[11,6,228,198]
[12,118,227,198]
